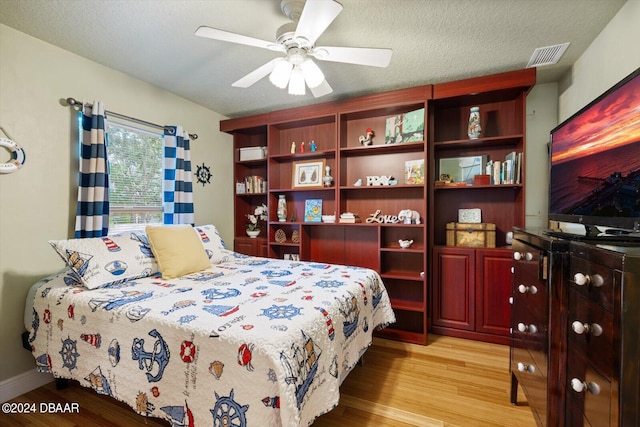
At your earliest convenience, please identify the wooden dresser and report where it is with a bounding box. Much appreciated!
[510,228,640,426]
[510,228,569,426]
[565,241,640,426]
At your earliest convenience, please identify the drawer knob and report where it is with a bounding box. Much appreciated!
[517,284,538,294]
[517,362,535,373]
[571,378,601,395]
[574,272,605,287]
[517,322,538,334]
[571,321,603,336]
[513,252,534,261]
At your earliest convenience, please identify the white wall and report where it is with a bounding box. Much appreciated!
[558,0,640,121]
[0,24,233,392]
[525,0,639,229]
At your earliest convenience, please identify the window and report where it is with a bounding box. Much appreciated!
[106,122,163,234]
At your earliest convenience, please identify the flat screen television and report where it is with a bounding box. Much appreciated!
[548,67,640,240]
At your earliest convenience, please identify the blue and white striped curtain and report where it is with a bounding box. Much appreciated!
[163,125,194,225]
[74,101,109,238]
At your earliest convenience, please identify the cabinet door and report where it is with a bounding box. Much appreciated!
[234,237,262,257]
[475,248,512,336]
[432,247,475,331]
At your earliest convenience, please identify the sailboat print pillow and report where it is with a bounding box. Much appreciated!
[49,230,159,289]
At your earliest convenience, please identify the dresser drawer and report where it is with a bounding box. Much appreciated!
[511,305,548,378]
[511,345,547,426]
[570,255,615,312]
[567,348,612,427]
[568,289,614,380]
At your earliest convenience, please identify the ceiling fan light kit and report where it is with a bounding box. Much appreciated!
[195,0,392,98]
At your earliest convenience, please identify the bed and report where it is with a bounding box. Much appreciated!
[24,224,396,426]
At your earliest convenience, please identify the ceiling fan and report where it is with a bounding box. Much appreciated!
[195,0,393,97]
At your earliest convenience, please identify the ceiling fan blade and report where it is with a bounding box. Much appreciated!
[294,0,343,46]
[195,26,284,52]
[312,46,393,68]
[232,59,279,88]
[309,79,333,98]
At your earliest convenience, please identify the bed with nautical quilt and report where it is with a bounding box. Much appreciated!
[25,224,396,426]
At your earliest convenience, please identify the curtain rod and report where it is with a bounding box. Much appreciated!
[65,97,198,140]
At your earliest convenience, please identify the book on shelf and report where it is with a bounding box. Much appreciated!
[242,175,267,193]
[339,212,362,223]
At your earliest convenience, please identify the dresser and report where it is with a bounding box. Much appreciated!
[510,228,640,426]
[510,228,569,426]
[565,241,640,427]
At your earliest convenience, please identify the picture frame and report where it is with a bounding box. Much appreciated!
[292,159,325,188]
[404,159,425,184]
[438,155,488,185]
[304,199,323,222]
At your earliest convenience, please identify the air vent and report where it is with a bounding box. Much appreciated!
[526,42,570,68]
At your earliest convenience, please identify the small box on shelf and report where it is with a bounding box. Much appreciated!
[239,146,267,161]
[446,222,496,247]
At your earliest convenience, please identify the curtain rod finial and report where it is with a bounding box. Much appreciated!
[66,97,79,106]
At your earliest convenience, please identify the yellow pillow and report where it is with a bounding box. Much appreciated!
[146,224,211,279]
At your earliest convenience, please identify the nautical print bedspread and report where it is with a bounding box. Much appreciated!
[27,254,396,426]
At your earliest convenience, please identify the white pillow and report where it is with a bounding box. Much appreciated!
[194,224,234,264]
[49,230,158,289]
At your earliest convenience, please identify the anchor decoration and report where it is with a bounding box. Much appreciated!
[131,328,170,383]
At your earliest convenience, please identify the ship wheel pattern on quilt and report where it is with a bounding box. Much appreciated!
[59,336,80,372]
[210,389,248,427]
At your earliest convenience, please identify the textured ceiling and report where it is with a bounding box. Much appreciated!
[0,0,627,118]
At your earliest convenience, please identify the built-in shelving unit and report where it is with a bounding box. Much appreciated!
[221,69,536,345]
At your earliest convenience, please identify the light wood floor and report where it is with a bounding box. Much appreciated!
[3,335,536,427]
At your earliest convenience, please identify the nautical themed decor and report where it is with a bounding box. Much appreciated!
[0,127,26,174]
[195,162,212,186]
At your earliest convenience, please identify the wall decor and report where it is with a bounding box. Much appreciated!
[358,128,374,146]
[398,209,421,224]
[292,159,325,188]
[275,228,287,243]
[404,159,424,184]
[365,209,400,224]
[195,162,212,186]
[438,155,487,185]
[366,175,396,186]
[385,108,425,144]
[304,199,323,222]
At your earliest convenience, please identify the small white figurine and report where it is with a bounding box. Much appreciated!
[398,239,413,249]
[398,209,421,224]
[290,141,296,153]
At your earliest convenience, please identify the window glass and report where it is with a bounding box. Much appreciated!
[106,122,163,233]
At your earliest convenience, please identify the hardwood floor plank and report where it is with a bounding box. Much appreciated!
[2,335,536,427]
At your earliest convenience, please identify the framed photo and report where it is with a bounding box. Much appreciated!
[292,159,325,188]
[404,159,425,184]
[438,155,488,185]
[304,199,323,222]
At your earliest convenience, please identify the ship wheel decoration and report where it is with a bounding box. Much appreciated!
[59,336,80,372]
[195,162,212,186]
[210,389,249,427]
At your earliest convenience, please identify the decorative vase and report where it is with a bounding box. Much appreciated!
[468,106,481,139]
[277,194,287,222]
[246,229,260,238]
[323,165,333,187]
